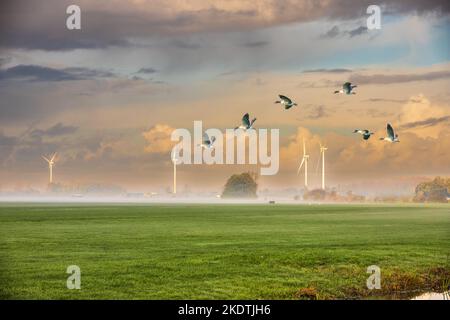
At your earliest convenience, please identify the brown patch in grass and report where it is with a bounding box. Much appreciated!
[428,267,450,292]
[295,287,318,300]
[342,267,450,299]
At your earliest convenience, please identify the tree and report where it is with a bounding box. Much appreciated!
[427,186,448,203]
[414,177,449,203]
[221,172,258,198]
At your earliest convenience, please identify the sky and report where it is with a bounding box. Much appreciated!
[0,0,449,194]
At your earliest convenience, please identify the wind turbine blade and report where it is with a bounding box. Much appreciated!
[42,156,50,162]
[297,158,305,175]
[51,152,57,162]
[315,152,321,174]
[302,138,306,156]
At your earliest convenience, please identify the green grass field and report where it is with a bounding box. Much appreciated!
[0,203,449,299]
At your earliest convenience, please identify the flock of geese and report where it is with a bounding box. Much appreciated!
[200,81,400,149]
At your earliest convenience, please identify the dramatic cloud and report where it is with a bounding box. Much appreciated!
[0,65,115,82]
[1,0,448,51]
[302,68,352,73]
[136,67,158,74]
[400,116,450,129]
[320,25,340,39]
[350,70,450,85]
[397,95,450,138]
[0,0,449,193]
[142,124,175,154]
[280,96,450,184]
[320,25,368,38]
[348,26,368,37]
[30,123,78,138]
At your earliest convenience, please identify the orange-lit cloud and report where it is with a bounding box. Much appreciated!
[279,94,450,183]
[397,95,450,138]
[143,124,176,154]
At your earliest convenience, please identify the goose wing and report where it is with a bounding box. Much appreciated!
[279,95,292,104]
[202,133,210,145]
[242,113,250,127]
[343,82,351,93]
[387,123,395,140]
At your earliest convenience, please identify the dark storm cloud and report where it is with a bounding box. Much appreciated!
[0,69,169,125]
[320,26,340,39]
[349,70,450,85]
[316,0,450,20]
[320,25,368,39]
[303,68,352,73]
[31,123,79,138]
[63,67,115,79]
[0,0,448,51]
[0,123,78,166]
[137,67,158,74]
[348,26,368,37]
[0,124,145,175]
[400,116,450,129]
[0,0,133,51]
[0,65,115,82]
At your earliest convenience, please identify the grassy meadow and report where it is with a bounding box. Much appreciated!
[0,203,449,299]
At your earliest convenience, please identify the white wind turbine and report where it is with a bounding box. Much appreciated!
[171,153,178,194]
[319,143,328,190]
[297,138,309,189]
[42,153,57,184]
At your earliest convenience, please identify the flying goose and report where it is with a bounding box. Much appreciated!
[275,95,298,109]
[334,82,357,95]
[353,129,374,140]
[235,113,257,131]
[199,133,216,149]
[380,123,400,142]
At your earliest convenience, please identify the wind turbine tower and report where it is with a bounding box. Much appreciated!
[42,153,57,184]
[320,143,328,190]
[172,154,178,194]
[297,138,309,188]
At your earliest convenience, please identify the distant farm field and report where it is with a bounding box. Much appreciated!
[0,203,449,299]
